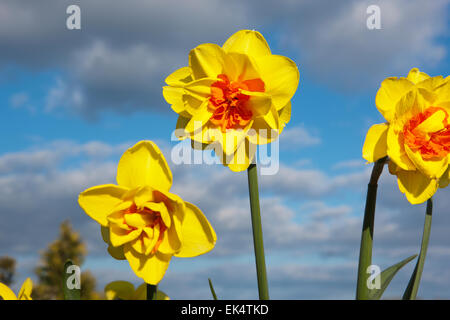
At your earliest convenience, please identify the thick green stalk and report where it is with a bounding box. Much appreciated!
[247,163,269,300]
[146,284,157,300]
[356,157,387,300]
[402,198,433,300]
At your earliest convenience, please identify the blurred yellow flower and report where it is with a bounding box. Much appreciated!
[78,141,216,284]
[0,278,32,300]
[105,281,169,300]
[363,68,450,204]
[163,29,299,171]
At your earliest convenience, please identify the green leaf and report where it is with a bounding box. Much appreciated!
[368,254,417,300]
[403,199,433,300]
[63,260,80,300]
[208,278,218,300]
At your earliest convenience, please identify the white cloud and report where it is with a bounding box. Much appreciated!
[1,0,448,117]
[2,140,450,299]
[280,125,321,149]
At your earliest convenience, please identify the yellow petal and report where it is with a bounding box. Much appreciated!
[404,144,448,178]
[394,88,426,123]
[124,214,152,229]
[375,77,414,122]
[165,66,193,86]
[143,224,161,255]
[117,141,173,191]
[278,102,292,132]
[189,43,227,80]
[183,94,206,116]
[184,78,216,101]
[152,189,185,240]
[101,226,126,260]
[175,202,216,258]
[143,201,171,229]
[254,54,299,110]
[439,166,450,188]
[221,138,257,172]
[222,30,271,58]
[240,90,272,118]
[162,86,185,113]
[17,278,32,300]
[386,125,416,171]
[124,244,172,285]
[175,115,190,140]
[415,108,446,132]
[185,103,213,134]
[362,123,388,162]
[396,168,438,204]
[407,68,430,84]
[248,111,280,145]
[0,283,18,300]
[435,80,450,104]
[388,158,400,175]
[219,125,250,155]
[158,224,182,255]
[227,52,261,81]
[417,75,446,93]
[131,233,151,255]
[104,281,135,300]
[247,105,281,146]
[110,224,142,247]
[133,186,155,208]
[78,184,129,226]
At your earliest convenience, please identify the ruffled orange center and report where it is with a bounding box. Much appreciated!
[209,74,265,132]
[403,106,450,160]
[122,203,167,254]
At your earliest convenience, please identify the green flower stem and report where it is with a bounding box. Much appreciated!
[402,198,433,300]
[208,278,218,300]
[356,156,387,300]
[146,284,157,300]
[247,163,269,300]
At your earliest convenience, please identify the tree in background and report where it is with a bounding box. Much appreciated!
[32,220,102,300]
[0,256,16,286]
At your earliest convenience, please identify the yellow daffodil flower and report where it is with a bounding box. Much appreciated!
[363,68,450,204]
[0,278,32,300]
[163,29,300,171]
[105,281,169,300]
[78,141,216,284]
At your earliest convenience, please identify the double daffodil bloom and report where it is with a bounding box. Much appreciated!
[163,29,299,171]
[0,278,32,300]
[363,68,450,204]
[78,141,216,284]
[105,281,169,300]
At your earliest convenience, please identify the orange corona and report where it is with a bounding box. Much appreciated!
[208,74,265,132]
[403,107,450,160]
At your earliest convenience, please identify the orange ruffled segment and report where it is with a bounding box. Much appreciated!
[209,74,265,132]
[403,106,450,160]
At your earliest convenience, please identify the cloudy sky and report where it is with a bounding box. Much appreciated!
[1,0,450,299]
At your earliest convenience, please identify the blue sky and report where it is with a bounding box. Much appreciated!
[1,0,450,299]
